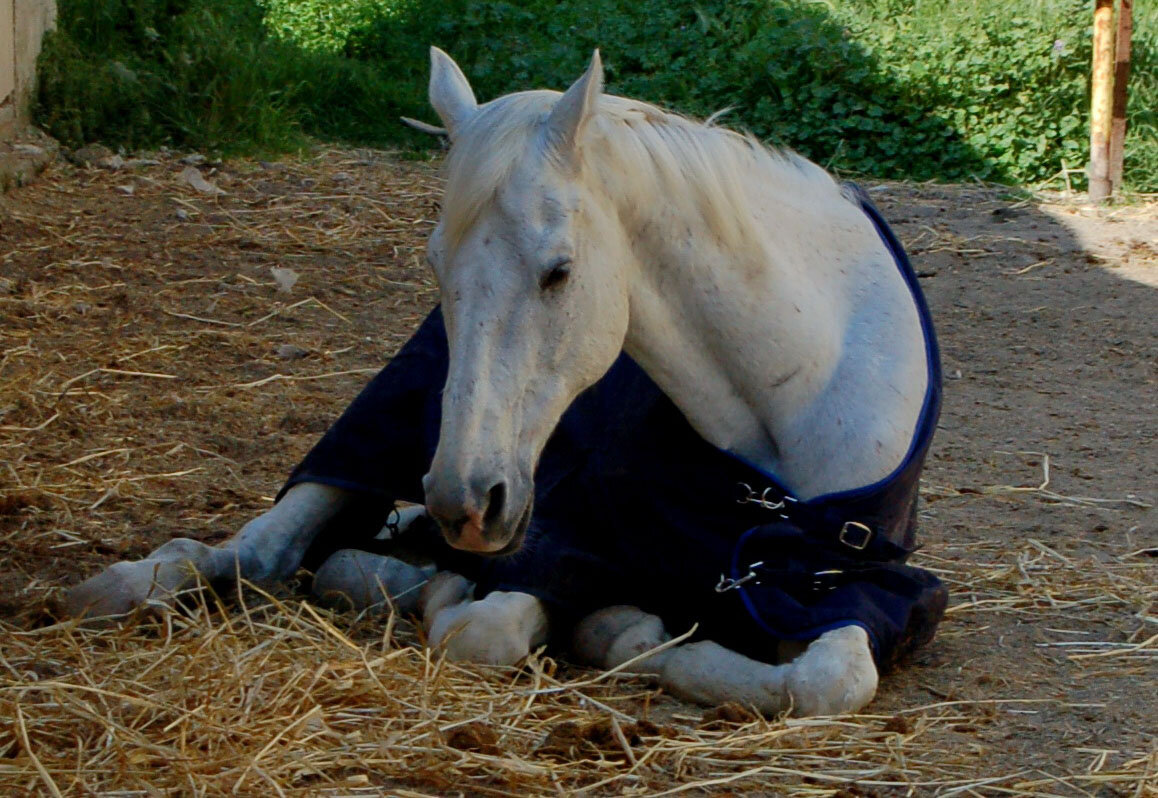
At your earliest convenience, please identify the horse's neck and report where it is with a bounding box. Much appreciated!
[615,179,929,499]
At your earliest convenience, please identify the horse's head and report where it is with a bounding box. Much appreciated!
[421,48,631,554]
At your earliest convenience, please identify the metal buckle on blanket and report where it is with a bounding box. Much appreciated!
[715,561,764,593]
[737,483,798,519]
[838,521,873,551]
[811,569,846,593]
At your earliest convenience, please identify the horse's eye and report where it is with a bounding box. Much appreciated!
[539,258,572,291]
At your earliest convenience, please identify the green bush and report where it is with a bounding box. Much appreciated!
[38,0,295,152]
[36,0,1158,192]
[342,0,995,180]
[258,0,393,54]
[838,0,1157,192]
[35,0,406,153]
[335,0,1158,190]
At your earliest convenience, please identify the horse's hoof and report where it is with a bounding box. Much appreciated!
[311,549,433,614]
[427,591,547,666]
[65,559,192,619]
[572,605,670,672]
[65,538,229,620]
[418,572,475,632]
[785,625,878,716]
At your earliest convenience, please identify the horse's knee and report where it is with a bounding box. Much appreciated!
[311,550,433,614]
[572,606,671,673]
[426,591,548,666]
[785,625,878,716]
[226,482,354,582]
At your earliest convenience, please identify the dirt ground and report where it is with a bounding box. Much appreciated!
[0,149,1155,795]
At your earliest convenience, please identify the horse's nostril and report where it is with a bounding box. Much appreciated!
[483,482,506,527]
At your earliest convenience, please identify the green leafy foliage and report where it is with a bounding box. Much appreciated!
[258,0,394,54]
[35,0,1158,191]
[35,0,406,153]
[337,0,999,179]
[38,0,296,152]
[836,0,1156,191]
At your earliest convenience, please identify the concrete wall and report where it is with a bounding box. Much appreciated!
[0,0,57,138]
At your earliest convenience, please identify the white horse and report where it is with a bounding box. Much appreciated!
[66,49,939,716]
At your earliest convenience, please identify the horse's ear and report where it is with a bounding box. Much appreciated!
[428,47,478,138]
[545,50,603,160]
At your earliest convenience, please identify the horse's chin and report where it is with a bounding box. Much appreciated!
[483,499,533,558]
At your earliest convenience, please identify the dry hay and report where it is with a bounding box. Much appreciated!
[0,147,441,596]
[0,551,1154,797]
[1,150,1156,796]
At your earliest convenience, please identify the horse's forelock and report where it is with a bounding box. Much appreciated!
[440,92,556,251]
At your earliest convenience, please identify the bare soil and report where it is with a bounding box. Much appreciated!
[1,149,1155,795]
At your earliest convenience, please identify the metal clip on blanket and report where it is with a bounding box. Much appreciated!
[715,560,764,593]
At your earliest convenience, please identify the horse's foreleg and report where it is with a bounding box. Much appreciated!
[659,627,878,716]
[419,574,549,666]
[573,607,878,716]
[311,548,434,615]
[66,482,351,619]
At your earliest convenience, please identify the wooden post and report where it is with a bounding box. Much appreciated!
[1108,0,1133,194]
[1088,0,1116,202]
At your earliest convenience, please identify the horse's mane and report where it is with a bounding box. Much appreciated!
[441,90,844,252]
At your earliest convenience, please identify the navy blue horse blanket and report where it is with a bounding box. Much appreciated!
[282,191,948,668]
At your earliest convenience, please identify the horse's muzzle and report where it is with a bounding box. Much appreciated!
[423,473,533,555]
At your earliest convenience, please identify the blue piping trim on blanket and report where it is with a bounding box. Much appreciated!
[723,189,940,660]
